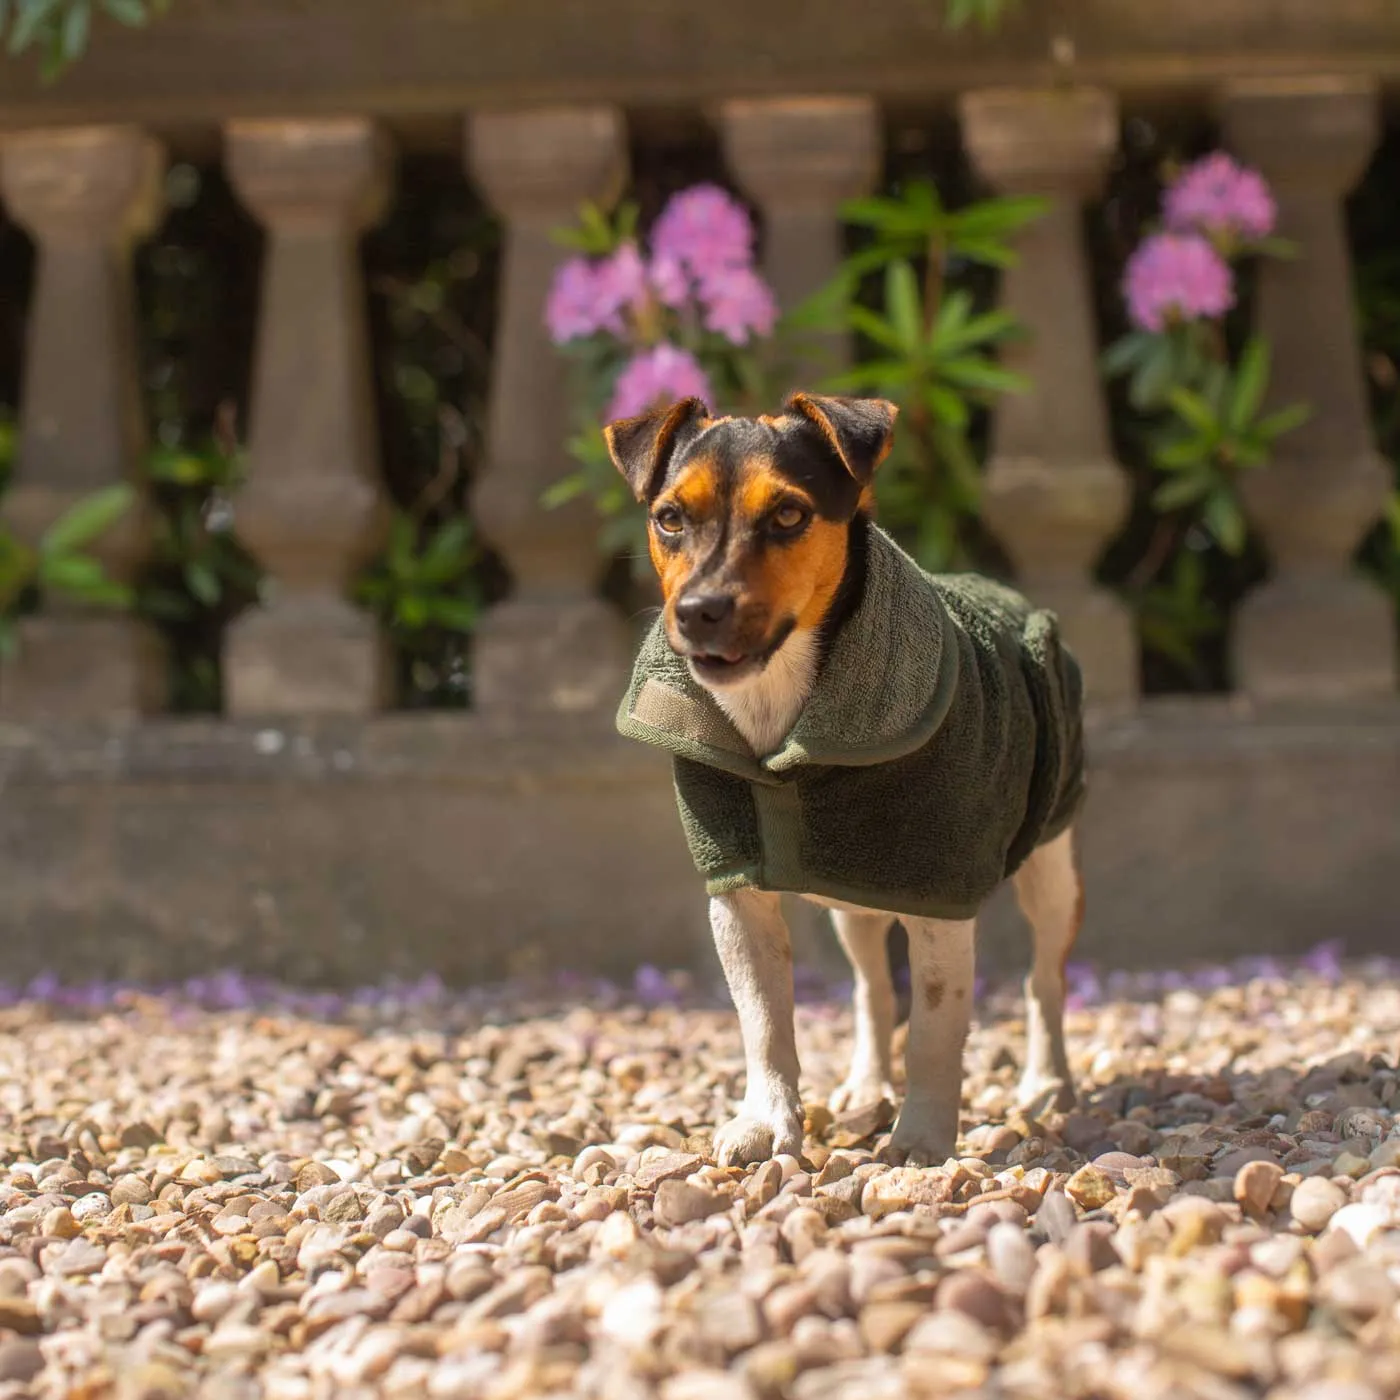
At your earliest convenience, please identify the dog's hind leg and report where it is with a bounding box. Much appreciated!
[828,909,898,1113]
[1012,827,1082,1116]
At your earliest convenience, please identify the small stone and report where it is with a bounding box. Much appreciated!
[0,1340,43,1383]
[1234,1159,1285,1217]
[42,1206,79,1239]
[904,1310,999,1362]
[986,1220,1036,1295]
[1035,1189,1078,1243]
[1065,1165,1116,1211]
[1327,1201,1390,1249]
[1289,1176,1348,1233]
[0,1300,41,1336]
[110,1176,154,1206]
[654,1178,725,1227]
[636,1152,703,1189]
[858,1301,925,1352]
[861,1168,955,1221]
[938,1270,1014,1333]
[296,1161,340,1190]
[191,1282,243,1325]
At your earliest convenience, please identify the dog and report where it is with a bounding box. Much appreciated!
[605,391,1086,1168]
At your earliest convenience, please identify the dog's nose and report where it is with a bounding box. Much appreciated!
[675,592,736,639]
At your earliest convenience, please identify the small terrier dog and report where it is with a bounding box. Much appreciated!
[606,392,1086,1167]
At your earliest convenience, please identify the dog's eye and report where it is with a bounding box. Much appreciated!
[771,503,809,534]
[653,507,685,536]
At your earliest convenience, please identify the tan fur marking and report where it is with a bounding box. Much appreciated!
[736,458,848,636]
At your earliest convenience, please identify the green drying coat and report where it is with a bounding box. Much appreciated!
[617,524,1086,919]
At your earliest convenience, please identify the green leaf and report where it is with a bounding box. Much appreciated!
[1204,490,1246,555]
[8,0,62,53]
[884,261,924,353]
[845,306,910,354]
[100,0,149,25]
[61,0,89,59]
[39,483,133,554]
[1166,387,1220,438]
[385,513,416,573]
[923,383,970,430]
[1151,475,1212,510]
[1100,331,1154,379]
[1129,338,1177,412]
[938,355,1028,396]
[947,195,1048,239]
[425,597,479,633]
[1227,336,1269,433]
[819,360,917,394]
[184,561,221,606]
[418,517,473,581]
[934,308,1021,356]
[396,594,430,631]
[1154,436,1211,472]
[1255,402,1312,441]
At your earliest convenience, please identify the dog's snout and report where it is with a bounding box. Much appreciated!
[675,592,736,640]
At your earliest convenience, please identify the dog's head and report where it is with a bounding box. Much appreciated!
[603,392,897,687]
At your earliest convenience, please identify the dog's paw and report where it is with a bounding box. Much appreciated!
[827,1078,897,1114]
[713,1111,803,1168]
[879,1103,958,1169]
[1016,1074,1077,1118]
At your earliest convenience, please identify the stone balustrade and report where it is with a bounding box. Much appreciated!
[0,85,1393,721]
[0,68,1396,973]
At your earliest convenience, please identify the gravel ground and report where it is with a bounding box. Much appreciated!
[0,948,1398,1400]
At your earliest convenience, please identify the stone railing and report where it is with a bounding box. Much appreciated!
[0,2,1397,985]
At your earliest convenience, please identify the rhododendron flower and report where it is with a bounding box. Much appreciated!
[606,343,713,421]
[1164,153,1276,243]
[1123,232,1235,332]
[648,251,690,309]
[544,256,610,344]
[651,183,755,280]
[592,241,650,323]
[699,264,778,345]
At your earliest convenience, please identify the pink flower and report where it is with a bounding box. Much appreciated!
[606,343,713,421]
[648,252,690,309]
[1163,153,1276,243]
[651,184,755,280]
[544,256,610,344]
[698,264,778,345]
[593,241,650,323]
[1123,232,1235,332]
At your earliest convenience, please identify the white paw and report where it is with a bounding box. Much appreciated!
[713,1110,803,1168]
[1016,1074,1077,1117]
[828,1078,897,1114]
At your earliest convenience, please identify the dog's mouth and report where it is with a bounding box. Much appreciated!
[680,620,795,688]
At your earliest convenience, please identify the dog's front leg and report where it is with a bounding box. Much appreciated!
[886,915,976,1167]
[709,889,805,1167]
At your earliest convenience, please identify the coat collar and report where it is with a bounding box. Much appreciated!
[617,525,960,786]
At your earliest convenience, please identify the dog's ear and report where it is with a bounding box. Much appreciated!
[784,392,898,486]
[603,397,710,503]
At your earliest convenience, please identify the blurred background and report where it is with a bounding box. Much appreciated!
[0,0,1396,989]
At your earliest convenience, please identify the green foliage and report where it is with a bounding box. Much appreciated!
[944,0,1019,31]
[1131,549,1222,686]
[794,179,1047,570]
[353,512,481,708]
[1,0,169,79]
[0,416,135,659]
[137,429,262,711]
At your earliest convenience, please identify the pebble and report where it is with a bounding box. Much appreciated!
[1290,1176,1349,1233]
